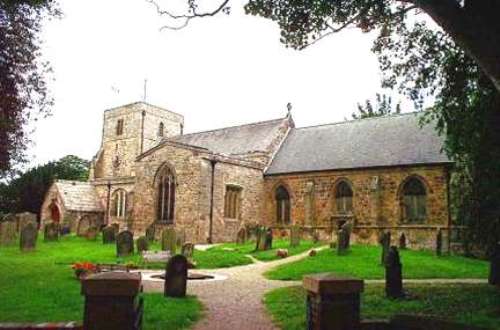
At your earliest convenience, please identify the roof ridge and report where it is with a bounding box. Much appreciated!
[171,116,287,138]
[295,111,421,131]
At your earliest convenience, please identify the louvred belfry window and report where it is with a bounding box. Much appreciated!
[275,185,291,224]
[157,167,175,224]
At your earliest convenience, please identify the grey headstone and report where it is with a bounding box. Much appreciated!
[164,255,188,298]
[255,226,272,251]
[236,227,247,244]
[399,233,407,250]
[136,236,149,253]
[379,231,391,265]
[0,216,17,246]
[264,227,273,250]
[436,228,443,256]
[181,242,194,260]
[341,222,352,248]
[290,225,301,247]
[385,246,404,298]
[162,228,177,254]
[16,212,37,233]
[337,228,349,255]
[488,242,500,286]
[146,224,156,242]
[116,230,134,257]
[44,222,59,242]
[102,226,116,244]
[20,223,37,251]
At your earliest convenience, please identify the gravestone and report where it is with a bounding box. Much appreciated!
[136,236,149,253]
[20,223,37,251]
[146,224,155,242]
[181,242,194,260]
[436,228,443,256]
[0,216,17,246]
[44,222,59,242]
[379,231,391,265]
[16,212,37,233]
[77,217,91,237]
[399,233,407,250]
[337,228,349,255]
[102,226,116,244]
[164,255,188,298]
[176,229,186,248]
[341,222,353,248]
[86,226,98,240]
[236,227,247,244]
[255,226,267,251]
[385,246,404,298]
[161,228,177,254]
[116,230,134,257]
[290,225,301,247]
[264,227,273,250]
[488,242,500,286]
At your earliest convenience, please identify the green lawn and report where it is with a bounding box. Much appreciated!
[0,235,203,329]
[264,284,500,330]
[265,245,489,280]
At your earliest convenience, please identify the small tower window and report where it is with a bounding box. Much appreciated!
[116,119,124,135]
[158,122,164,137]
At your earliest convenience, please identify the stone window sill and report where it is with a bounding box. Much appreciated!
[224,218,239,223]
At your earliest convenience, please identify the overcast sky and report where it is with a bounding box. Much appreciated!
[30,0,411,166]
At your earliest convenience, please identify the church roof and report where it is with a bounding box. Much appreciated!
[169,117,289,156]
[55,180,103,212]
[265,112,452,175]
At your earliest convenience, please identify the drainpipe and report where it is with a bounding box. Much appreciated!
[106,181,111,226]
[208,159,217,243]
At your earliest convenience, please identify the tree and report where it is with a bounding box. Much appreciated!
[0,1,59,178]
[352,93,401,119]
[0,155,89,217]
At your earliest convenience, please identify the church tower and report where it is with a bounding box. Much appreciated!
[90,102,184,180]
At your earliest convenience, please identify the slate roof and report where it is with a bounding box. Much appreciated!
[265,112,451,175]
[55,180,103,212]
[169,118,287,156]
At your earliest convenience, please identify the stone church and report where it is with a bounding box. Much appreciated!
[41,101,452,248]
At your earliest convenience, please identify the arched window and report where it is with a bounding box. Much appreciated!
[224,185,242,219]
[275,185,291,224]
[158,122,164,137]
[401,177,427,222]
[335,181,353,214]
[157,166,175,224]
[111,189,127,218]
[116,119,124,135]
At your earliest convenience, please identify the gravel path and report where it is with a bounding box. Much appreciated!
[141,247,488,330]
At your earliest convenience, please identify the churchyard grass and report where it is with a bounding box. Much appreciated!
[264,284,500,330]
[0,236,202,329]
[265,244,489,280]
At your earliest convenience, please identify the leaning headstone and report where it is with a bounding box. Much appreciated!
[379,231,391,265]
[136,236,149,253]
[264,227,273,250]
[399,233,407,250]
[20,223,37,251]
[164,255,188,298]
[161,228,177,254]
[102,226,116,244]
[86,226,98,240]
[116,230,134,257]
[436,228,443,256]
[385,246,404,298]
[146,224,156,242]
[488,242,500,286]
[181,242,194,260]
[337,228,349,255]
[290,225,301,247]
[44,222,59,242]
[0,216,17,246]
[236,227,247,244]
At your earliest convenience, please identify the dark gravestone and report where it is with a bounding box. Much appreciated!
[337,228,349,255]
[385,246,404,299]
[341,222,353,248]
[379,231,391,265]
[264,227,273,250]
[164,255,188,298]
[436,228,443,256]
[146,224,156,242]
[116,230,134,257]
[236,227,247,244]
[102,226,116,244]
[161,228,177,254]
[290,225,301,247]
[0,216,17,246]
[181,242,194,260]
[136,236,149,253]
[488,242,500,286]
[20,223,37,251]
[399,233,407,250]
[86,226,98,241]
[44,222,59,242]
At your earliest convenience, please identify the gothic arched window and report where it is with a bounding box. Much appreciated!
[157,166,175,224]
[401,177,427,222]
[158,122,164,137]
[335,180,353,214]
[112,189,127,218]
[224,185,242,219]
[275,185,291,224]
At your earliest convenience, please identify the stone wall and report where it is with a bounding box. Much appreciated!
[264,164,451,249]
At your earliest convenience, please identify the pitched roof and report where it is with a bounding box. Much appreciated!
[265,112,451,175]
[55,180,103,212]
[169,117,288,156]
